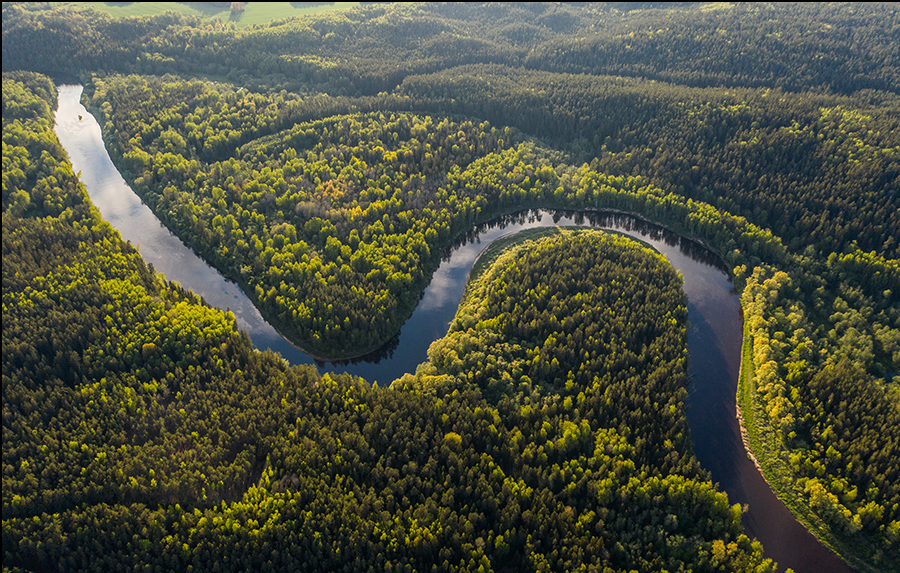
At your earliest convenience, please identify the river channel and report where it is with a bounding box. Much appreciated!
[54,84,852,573]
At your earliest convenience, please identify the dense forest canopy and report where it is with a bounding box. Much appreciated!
[4,2,898,96]
[2,74,775,571]
[2,2,900,572]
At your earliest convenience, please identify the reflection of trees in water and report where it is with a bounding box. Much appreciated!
[317,330,401,367]
[49,73,83,87]
[675,233,729,271]
[443,209,542,260]
[446,208,730,273]
[321,207,730,369]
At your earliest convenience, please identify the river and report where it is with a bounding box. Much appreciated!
[53,84,852,573]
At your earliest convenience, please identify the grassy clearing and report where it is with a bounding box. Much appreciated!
[73,2,359,28]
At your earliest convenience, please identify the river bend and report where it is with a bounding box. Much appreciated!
[53,84,851,573]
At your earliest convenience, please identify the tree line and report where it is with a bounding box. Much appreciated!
[4,3,897,96]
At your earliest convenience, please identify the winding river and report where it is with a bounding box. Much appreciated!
[54,84,852,573]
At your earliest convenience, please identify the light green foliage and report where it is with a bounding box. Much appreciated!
[407,230,693,472]
[3,72,296,517]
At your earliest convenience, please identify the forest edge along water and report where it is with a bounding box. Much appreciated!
[53,81,854,573]
[53,84,853,573]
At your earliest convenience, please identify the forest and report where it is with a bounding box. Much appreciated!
[2,2,899,572]
[2,74,775,571]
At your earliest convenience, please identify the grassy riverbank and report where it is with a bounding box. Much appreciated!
[737,326,882,573]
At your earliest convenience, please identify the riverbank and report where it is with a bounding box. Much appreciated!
[737,323,879,573]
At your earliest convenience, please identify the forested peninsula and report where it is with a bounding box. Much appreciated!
[3,2,899,572]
